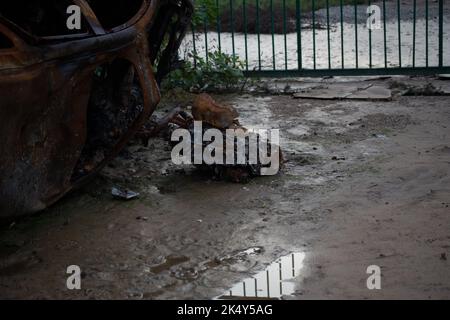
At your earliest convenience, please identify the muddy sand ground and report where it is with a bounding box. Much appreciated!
[0,77,449,299]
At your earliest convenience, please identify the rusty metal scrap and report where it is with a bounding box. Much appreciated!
[192,93,240,130]
[0,0,193,217]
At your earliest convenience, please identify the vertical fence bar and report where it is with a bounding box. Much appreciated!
[425,0,429,67]
[354,0,358,69]
[270,0,276,70]
[326,0,331,69]
[439,0,444,67]
[283,0,288,70]
[291,254,295,277]
[397,0,402,67]
[203,5,209,63]
[383,0,387,68]
[230,0,236,65]
[216,0,221,53]
[191,23,197,68]
[340,0,344,68]
[413,0,416,67]
[296,0,302,69]
[243,0,249,71]
[368,0,372,68]
[257,0,262,70]
[279,262,283,296]
[312,0,316,69]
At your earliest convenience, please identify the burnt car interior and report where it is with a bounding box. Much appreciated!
[86,0,145,31]
[0,31,13,48]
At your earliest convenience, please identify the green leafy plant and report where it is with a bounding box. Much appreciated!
[192,0,218,27]
[163,50,245,92]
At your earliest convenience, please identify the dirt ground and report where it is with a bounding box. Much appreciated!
[0,76,449,300]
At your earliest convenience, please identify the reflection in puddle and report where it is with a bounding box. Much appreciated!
[219,252,305,299]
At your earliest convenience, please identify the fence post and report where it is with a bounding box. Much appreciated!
[340,0,344,68]
[203,4,209,63]
[354,0,358,69]
[257,0,261,70]
[270,0,276,70]
[368,0,372,68]
[230,0,236,65]
[216,0,221,53]
[439,0,444,67]
[413,0,416,67]
[426,0,429,67]
[243,0,249,70]
[283,0,288,70]
[312,0,316,70]
[191,23,197,68]
[326,0,331,69]
[383,0,387,68]
[397,0,402,68]
[296,0,302,70]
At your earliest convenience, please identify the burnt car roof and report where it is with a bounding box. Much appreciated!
[0,0,150,41]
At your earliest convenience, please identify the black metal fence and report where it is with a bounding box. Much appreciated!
[184,0,450,77]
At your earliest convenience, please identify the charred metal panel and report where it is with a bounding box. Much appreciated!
[0,0,193,217]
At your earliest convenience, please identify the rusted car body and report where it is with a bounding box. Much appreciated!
[0,0,193,217]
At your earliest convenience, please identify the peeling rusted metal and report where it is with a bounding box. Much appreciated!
[0,0,193,217]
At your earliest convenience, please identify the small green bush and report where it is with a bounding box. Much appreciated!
[163,51,245,92]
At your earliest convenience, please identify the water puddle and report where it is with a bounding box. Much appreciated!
[150,255,190,274]
[218,252,305,300]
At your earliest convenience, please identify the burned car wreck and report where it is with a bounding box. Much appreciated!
[0,0,193,217]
